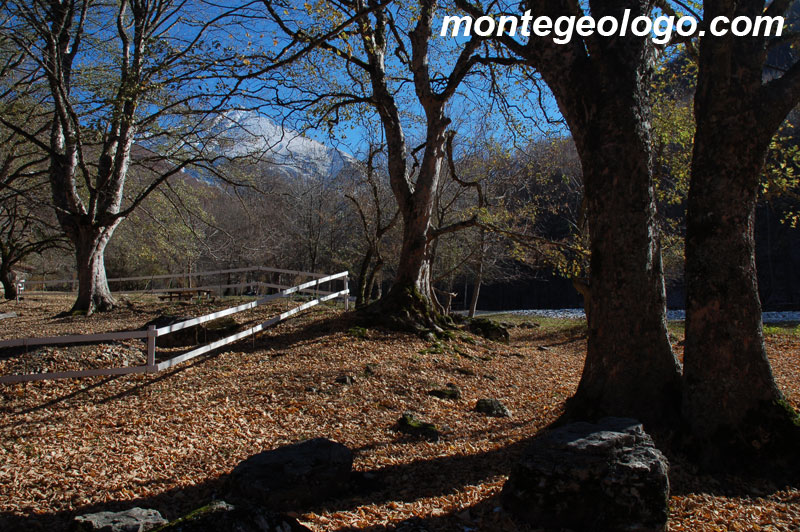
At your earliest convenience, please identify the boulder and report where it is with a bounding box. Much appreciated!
[474,398,511,418]
[396,412,441,441]
[502,417,669,532]
[152,500,311,532]
[466,318,509,343]
[225,438,353,510]
[72,507,167,532]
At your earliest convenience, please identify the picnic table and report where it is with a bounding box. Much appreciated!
[158,289,213,301]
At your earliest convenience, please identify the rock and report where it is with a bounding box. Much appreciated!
[428,383,461,400]
[225,438,353,510]
[474,398,511,418]
[501,417,669,532]
[537,346,550,352]
[466,318,510,343]
[335,375,355,385]
[152,500,311,532]
[72,507,167,532]
[0,312,17,320]
[142,315,239,347]
[396,412,441,441]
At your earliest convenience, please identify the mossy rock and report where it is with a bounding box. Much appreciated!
[466,318,509,343]
[428,384,461,400]
[348,326,370,339]
[397,412,441,441]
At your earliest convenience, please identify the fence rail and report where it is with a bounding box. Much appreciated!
[23,265,327,288]
[0,269,349,384]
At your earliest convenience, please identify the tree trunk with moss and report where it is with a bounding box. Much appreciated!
[483,0,683,427]
[68,223,118,314]
[684,0,800,466]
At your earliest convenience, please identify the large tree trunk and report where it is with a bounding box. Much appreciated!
[530,35,681,427]
[565,125,682,427]
[372,191,445,332]
[684,133,796,464]
[495,1,683,428]
[68,224,118,314]
[684,17,800,463]
[365,107,451,332]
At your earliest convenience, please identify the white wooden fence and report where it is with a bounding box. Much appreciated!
[22,266,328,296]
[0,270,349,384]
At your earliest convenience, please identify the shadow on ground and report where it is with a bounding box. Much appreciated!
[0,434,532,532]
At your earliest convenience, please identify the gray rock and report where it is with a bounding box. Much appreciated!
[502,417,669,532]
[72,507,167,532]
[154,500,311,532]
[226,438,353,510]
[474,398,511,418]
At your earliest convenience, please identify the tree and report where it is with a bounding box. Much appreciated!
[262,0,498,331]
[459,0,683,425]
[684,0,800,464]
[0,77,64,299]
[2,0,245,314]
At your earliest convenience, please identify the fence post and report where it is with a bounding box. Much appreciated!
[344,275,350,311]
[146,325,157,371]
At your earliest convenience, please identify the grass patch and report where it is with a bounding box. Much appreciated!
[484,313,587,341]
[763,322,800,337]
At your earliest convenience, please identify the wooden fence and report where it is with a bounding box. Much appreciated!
[0,270,349,384]
[21,266,329,296]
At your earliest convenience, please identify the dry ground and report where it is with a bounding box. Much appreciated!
[0,295,799,531]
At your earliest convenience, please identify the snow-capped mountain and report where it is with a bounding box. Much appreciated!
[215,111,356,181]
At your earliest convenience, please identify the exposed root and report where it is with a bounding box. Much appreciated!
[358,283,452,336]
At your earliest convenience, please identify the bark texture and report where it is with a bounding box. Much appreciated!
[69,224,118,313]
[684,0,800,464]
[494,0,682,426]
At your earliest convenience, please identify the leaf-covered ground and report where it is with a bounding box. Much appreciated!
[1,295,799,531]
